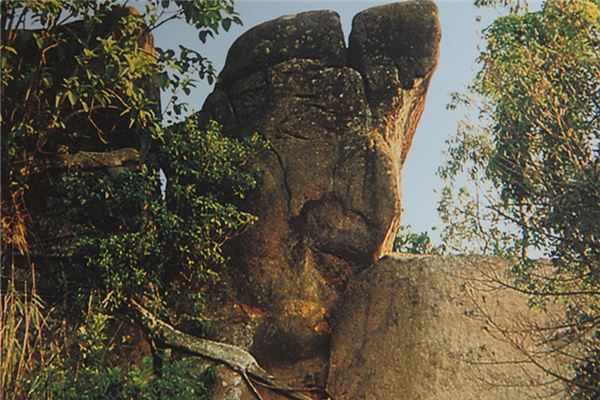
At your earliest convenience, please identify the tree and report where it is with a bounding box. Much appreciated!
[0,2,312,399]
[393,225,440,255]
[439,1,599,398]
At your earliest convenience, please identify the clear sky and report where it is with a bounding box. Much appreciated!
[153,1,508,243]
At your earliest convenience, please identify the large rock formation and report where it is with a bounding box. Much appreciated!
[328,254,565,400]
[6,2,569,399]
[197,8,565,399]
[199,1,442,372]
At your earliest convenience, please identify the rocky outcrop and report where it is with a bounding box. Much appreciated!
[208,254,565,399]
[328,254,565,400]
[7,3,569,399]
[349,1,441,168]
[199,1,441,371]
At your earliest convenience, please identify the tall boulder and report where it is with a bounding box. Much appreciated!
[199,1,441,368]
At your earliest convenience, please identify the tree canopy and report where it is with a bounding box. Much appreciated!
[439,0,599,397]
[0,2,271,399]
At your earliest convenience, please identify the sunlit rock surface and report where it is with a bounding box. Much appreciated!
[199,2,441,375]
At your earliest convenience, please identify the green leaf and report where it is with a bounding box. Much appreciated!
[222,18,232,32]
[66,90,77,106]
[198,30,208,43]
[33,33,45,50]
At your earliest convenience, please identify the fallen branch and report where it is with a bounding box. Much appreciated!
[130,299,314,400]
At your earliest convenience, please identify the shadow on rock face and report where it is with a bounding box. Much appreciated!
[197,0,441,371]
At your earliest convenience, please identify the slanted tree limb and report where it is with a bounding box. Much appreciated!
[130,299,315,400]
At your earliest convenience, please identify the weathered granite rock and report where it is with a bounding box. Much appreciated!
[7,3,572,399]
[349,1,441,171]
[200,1,441,371]
[327,254,564,400]
[218,10,346,87]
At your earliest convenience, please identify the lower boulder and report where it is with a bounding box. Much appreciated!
[327,254,565,400]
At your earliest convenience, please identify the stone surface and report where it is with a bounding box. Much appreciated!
[349,0,441,170]
[218,10,346,87]
[327,254,564,400]
[199,2,441,372]
[7,3,571,399]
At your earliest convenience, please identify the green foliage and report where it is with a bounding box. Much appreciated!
[473,0,528,13]
[440,1,599,397]
[24,299,215,400]
[393,225,441,255]
[438,92,521,257]
[60,117,265,321]
[1,1,256,399]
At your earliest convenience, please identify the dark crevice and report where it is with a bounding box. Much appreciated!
[275,126,311,141]
[222,89,241,128]
[292,92,320,100]
[343,67,376,129]
[346,18,376,123]
[270,145,292,214]
[304,101,345,116]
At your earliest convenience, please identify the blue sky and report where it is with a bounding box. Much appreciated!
[153,1,508,243]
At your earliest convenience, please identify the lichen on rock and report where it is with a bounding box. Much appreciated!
[196,0,442,389]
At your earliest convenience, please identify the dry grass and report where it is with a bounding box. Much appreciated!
[0,263,49,400]
[1,192,50,400]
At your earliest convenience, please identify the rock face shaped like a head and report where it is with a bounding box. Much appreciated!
[199,1,441,363]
